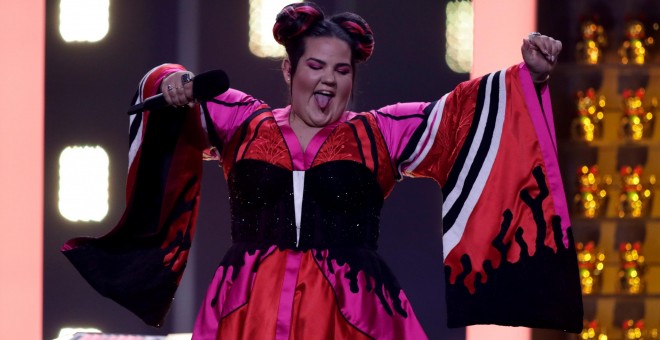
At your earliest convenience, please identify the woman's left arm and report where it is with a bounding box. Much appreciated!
[374,35,583,332]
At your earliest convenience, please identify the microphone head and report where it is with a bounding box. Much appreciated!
[193,69,230,100]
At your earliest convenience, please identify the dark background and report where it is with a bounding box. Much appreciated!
[44,0,473,338]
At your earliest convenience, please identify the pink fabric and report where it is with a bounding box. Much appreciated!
[273,107,305,170]
[372,102,430,163]
[275,251,304,340]
[192,246,277,340]
[205,88,264,148]
[518,63,572,246]
[312,250,428,340]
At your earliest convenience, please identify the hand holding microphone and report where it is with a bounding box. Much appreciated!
[127,69,230,115]
[163,71,196,108]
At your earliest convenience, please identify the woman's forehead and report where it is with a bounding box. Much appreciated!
[302,36,352,63]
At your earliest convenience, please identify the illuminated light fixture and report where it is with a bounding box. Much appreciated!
[445,0,473,73]
[166,334,194,340]
[55,327,102,340]
[58,146,109,222]
[249,0,303,58]
[59,0,110,42]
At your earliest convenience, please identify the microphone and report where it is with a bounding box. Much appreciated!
[127,69,230,115]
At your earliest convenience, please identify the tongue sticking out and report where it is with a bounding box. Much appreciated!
[314,93,331,111]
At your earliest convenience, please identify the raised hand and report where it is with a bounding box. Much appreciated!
[521,32,562,84]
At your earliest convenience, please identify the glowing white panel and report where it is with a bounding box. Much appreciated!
[249,0,303,58]
[166,334,194,340]
[55,327,101,340]
[59,0,109,42]
[445,1,473,73]
[58,146,109,222]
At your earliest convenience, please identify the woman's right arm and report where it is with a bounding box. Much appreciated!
[134,64,265,161]
[62,63,209,327]
[61,63,264,327]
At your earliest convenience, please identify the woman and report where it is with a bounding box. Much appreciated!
[63,2,582,339]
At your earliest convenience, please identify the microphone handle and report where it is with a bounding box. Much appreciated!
[126,69,229,115]
[127,93,170,115]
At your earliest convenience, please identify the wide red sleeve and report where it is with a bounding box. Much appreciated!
[380,64,583,332]
[61,64,208,327]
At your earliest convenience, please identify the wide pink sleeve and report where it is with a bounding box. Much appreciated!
[199,88,266,160]
[374,64,583,333]
[372,80,478,186]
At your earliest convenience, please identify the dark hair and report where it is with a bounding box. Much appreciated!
[272,2,374,78]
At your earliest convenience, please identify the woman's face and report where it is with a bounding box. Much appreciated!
[284,36,353,128]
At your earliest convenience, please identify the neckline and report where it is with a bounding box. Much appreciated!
[273,106,349,170]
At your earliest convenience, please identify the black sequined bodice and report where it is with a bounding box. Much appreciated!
[228,159,383,250]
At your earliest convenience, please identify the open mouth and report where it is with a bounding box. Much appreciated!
[314,91,334,111]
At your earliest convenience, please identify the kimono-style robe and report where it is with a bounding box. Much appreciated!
[63,63,583,339]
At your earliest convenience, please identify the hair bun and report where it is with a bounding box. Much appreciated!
[331,13,375,62]
[273,3,324,46]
